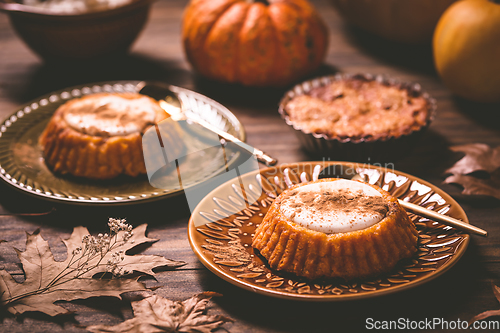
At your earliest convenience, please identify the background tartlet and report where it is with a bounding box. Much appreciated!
[279,73,436,162]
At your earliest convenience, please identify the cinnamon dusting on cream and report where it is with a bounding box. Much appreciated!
[278,179,388,234]
[287,189,387,217]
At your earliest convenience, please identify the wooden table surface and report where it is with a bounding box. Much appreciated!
[1,0,500,332]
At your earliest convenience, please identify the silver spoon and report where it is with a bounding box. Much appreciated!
[137,81,277,167]
[318,164,488,237]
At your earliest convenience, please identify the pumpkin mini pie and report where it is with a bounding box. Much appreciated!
[252,178,418,280]
[39,92,183,180]
[279,73,435,161]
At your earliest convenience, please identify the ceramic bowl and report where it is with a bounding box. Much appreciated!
[0,0,154,60]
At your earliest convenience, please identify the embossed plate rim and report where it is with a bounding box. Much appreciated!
[188,161,470,301]
[0,80,246,205]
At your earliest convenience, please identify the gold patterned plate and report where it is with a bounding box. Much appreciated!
[0,81,245,204]
[188,162,470,301]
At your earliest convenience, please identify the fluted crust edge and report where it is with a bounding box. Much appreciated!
[252,180,418,280]
[39,94,180,180]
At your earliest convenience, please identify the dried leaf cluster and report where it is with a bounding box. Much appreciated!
[0,220,232,332]
[0,221,185,316]
[445,143,500,199]
[87,292,232,333]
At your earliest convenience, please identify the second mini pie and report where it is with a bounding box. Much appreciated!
[252,178,418,280]
[279,74,436,161]
[39,92,183,180]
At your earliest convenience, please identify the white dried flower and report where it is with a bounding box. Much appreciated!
[73,218,134,278]
[105,249,128,277]
[72,247,82,256]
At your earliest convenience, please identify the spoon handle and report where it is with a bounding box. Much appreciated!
[194,117,278,167]
[138,81,278,166]
[0,2,16,12]
[351,173,487,236]
[398,199,487,237]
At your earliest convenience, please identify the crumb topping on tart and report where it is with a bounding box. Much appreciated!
[284,79,429,139]
[63,94,162,137]
[277,179,388,233]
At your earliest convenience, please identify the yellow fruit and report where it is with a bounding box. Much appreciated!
[433,0,500,103]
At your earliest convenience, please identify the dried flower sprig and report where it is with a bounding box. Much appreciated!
[3,218,134,306]
[0,220,186,316]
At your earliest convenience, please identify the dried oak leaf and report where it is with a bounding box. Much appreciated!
[87,292,232,333]
[0,224,185,316]
[446,143,500,175]
[445,143,500,199]
[445,173,500,200]
[469,283,500,325]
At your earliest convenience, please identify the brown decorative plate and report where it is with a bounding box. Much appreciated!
[0,81,245,204]
[188,162,470,301]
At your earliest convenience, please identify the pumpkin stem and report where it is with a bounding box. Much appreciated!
[249,0,270,5]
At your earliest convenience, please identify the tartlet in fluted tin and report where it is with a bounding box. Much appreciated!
[252,178,418,280]
[278,73,436,162]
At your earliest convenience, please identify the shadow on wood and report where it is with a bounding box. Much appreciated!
[9,53,192,104]
[342,24,436,76]
[193,64,340,112]
[451,96,500,133]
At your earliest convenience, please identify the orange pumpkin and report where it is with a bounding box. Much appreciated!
[330,0,457,44]
[182,0,329,87]
[433,0,500,103]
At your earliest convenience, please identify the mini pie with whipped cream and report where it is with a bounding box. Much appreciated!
[252,178,418,280]
[39,92,182,180]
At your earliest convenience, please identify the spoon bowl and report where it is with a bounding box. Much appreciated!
[137,81,278,167]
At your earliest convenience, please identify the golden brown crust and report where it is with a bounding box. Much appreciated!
[39,92,181,180]
[282,77,431,142]
[252,179,418,280]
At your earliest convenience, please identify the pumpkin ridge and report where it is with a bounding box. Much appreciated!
[183,0,239,73]
[294,1,325,73]
[237,3,274,84]
[266,6,287,86]
[268,3,308,82]
[234,2,252,84]
[277,0,308,13]
[267,4,294,84]
[225,2,251,82]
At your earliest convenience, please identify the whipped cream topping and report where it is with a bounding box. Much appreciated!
[63,95,159,137]
[278,179,388,233]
